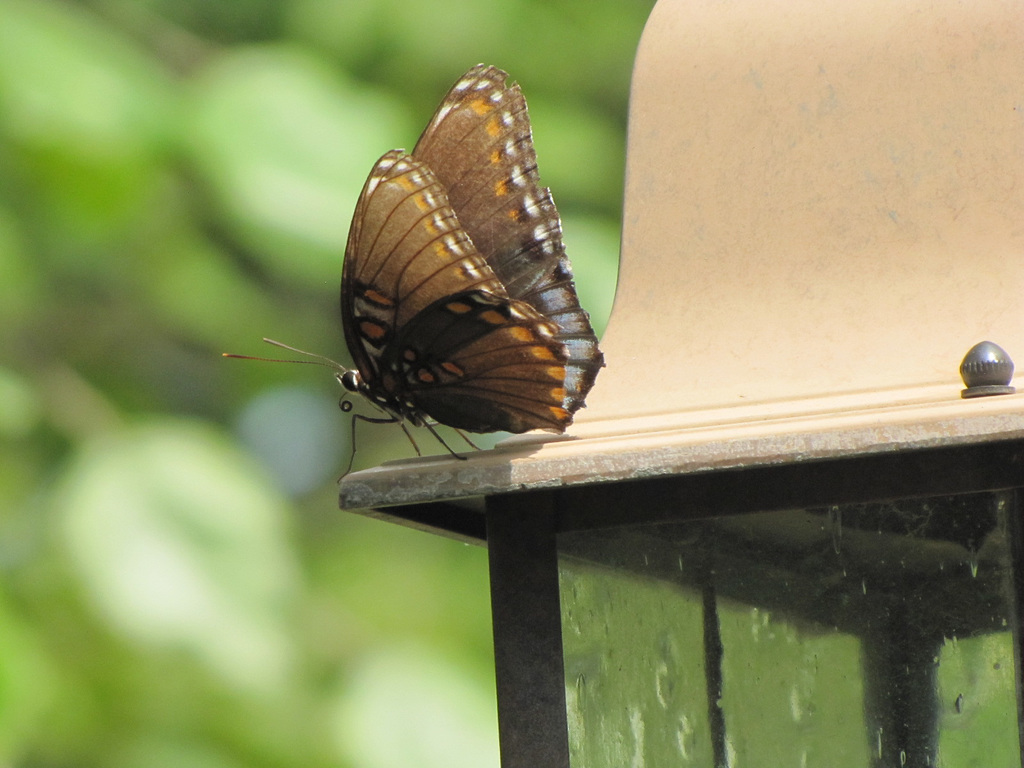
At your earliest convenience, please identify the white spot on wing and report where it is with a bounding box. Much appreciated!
[521,193,541,218]
[433,103,454,122]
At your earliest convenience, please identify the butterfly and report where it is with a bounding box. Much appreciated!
[229,65,603,463]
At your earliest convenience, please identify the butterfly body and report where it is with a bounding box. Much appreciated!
[339,65,603,443]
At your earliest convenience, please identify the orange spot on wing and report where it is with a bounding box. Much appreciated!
[360,321,387,341]
[441,361,465,377]
[479,310,507,325]
[549,406,570,422]
[362,288,394,307]
[494,179,508,196]
[413,192,430,212]
[506,209,521,221]
[486,117,501,137]
[550,387,567,401]
[416,369,436,384]
[490,149,502,165]
[445,301,473,314]
[470,98,493,116]
[509,327,533,342]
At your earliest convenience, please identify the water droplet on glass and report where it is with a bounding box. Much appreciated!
[828,505,842,554]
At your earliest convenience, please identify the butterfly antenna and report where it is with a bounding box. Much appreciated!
[222,338,349,372]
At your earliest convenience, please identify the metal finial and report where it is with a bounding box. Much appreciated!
[960,341,1015,398]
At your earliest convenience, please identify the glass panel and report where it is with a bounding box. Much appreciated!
[558,490,1022,768]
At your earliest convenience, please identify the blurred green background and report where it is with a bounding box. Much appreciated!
[0,0,649,765]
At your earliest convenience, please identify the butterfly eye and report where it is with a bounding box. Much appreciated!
[338,370,360,393]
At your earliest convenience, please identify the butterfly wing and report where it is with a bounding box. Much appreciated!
[381,289,571,433]
[341,149,507,393]
[413,64,604,413]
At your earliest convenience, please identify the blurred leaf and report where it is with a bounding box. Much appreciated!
[55,418,302,693]
[0,365,42,439]
[0,0,173,248]
[0,206,42,331]
[286,0,516,84]
[109,736,249,768]
[182,44,414,287]
[531,97,626,216]
[143,228,293,350]
[234,385,345,496]
[332,645,499,768]
[0,591,60,761]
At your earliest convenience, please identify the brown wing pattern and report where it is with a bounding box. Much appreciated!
[340,65,602,438]
[341,150,505,382]
[413,64,604,413]
[380,289,571,433]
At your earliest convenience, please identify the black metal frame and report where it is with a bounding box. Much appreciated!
[477,440,1024,767]
[351,439,1024,766]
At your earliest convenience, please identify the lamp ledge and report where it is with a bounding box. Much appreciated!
[339,384,1024,510]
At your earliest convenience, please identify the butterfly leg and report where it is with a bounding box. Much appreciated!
[452,428,483,451]
[397,420,423,457]
[424,422,469,461]
[340,413,469,479]
[341,412,406,478]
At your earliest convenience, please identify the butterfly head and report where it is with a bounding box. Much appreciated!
[337,369,361,394]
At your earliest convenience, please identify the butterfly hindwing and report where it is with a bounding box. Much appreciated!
[382,289,571,433]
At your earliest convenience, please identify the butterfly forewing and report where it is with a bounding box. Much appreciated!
[413,64,604,413]
[342,150,506,382]
[413,65,557,289]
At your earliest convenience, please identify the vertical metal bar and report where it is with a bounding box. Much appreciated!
[701,573,728,768]
[486,491,571,768]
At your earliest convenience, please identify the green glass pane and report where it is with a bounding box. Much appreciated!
[559,491,1021,768]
